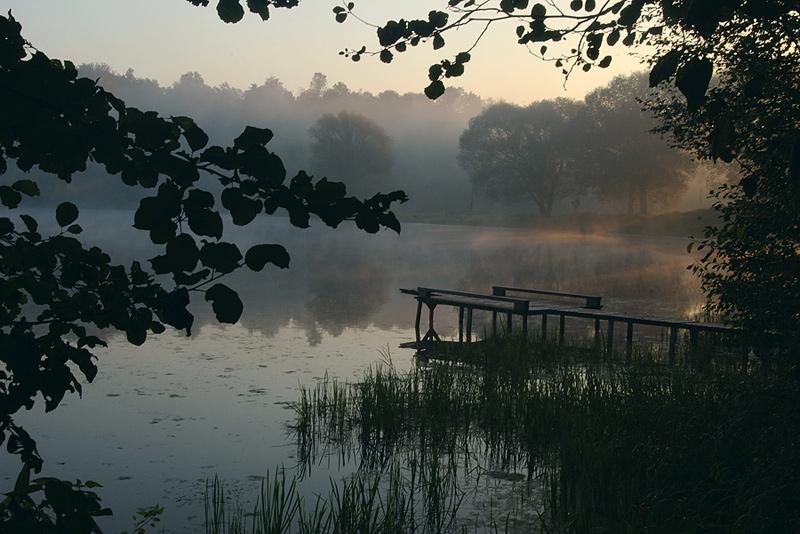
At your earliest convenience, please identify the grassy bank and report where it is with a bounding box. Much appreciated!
[206,335,800,533]
[399,209,717,237]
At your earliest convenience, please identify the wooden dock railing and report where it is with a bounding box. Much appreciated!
[401,286,741,363]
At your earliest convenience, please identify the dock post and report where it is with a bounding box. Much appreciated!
[559,314,565,344]
[541,314,548,339]
[415,298,423,342]
[492,311,497,335]
[690,327,699,349]
[522,314,528,338]
[668,326,678,364]
[507,313,513,334]
[607,320,614,355]
[466,307,473,342]
[459,307,464,343]
[626,322,634,363]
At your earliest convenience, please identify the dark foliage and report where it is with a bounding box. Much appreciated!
[0,13,406,474]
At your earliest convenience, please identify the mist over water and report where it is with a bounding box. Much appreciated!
[1,209,702,532]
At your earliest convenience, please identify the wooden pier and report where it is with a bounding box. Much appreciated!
[400,286,739,363]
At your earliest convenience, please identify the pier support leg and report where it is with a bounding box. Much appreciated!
[542,314,548,339]
[492,311,497,335]
[507,313,513,334]
[422,303,441,342]
[522,314,528,339]
[668,326,678,365]
[690,328,699,349]
[466,307,473,343]
[459,307,464,343]
[626,322,634,364]
[607,320,614,355]
[559,314,565,344]
[415,298,423,342]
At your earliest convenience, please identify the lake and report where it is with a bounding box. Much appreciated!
[0,211,703,532]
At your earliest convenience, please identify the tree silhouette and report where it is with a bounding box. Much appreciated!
[458,99,583,217]
[580,72,695,214]
[309,111,394,197]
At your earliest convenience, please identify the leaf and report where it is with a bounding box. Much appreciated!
[199,242,243,274]
[183,125,209,152]
[378,20,406,47]
[234,125,273,151]
[428,10,448,27]
[570,0,582,10]
[380,49,393,63]
[205,283,243,324]
[11,179,40,197]
[531,3,547,17]
[598,55,612,68]
[56,202,79,227]
[424,80,446,100]
[217,0,245,23]
[246,0,270,21]
[0,186,23,209]
[20,214,37,233]
[186,209,223,239]
[245,244,290,271]
[649,49,681,87]
[675,57,713,111]
[433,33,445,50]
[166,233,200,273]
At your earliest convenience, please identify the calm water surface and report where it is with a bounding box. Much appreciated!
[1,211,703,532]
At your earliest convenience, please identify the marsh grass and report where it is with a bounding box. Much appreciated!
[208,333,799,533]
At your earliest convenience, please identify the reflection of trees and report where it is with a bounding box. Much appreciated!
[304,246,392,343]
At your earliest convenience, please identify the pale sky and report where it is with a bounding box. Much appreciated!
[1,0,646,104]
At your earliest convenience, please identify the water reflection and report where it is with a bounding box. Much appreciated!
[2,209,705,531]
[56,209,702,343]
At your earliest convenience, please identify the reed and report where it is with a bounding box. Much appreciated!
[289,334,800,533]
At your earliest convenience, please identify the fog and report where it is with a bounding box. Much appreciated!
[11,64,731,217]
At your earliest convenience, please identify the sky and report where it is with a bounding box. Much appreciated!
[1,0,647,104]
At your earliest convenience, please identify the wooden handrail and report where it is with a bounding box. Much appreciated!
[493,285,602,309]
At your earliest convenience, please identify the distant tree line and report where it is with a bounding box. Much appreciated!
[458,72,700,217]
[18,67,482,214]
[11,65,711,217]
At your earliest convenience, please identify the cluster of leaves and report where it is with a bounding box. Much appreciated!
[0,12,406,472]
[187,0,300,24]
[0,466,110,534]
[329,0,669,100]
[644,5,800,339]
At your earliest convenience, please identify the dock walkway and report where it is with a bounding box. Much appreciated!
[400,286,739,363]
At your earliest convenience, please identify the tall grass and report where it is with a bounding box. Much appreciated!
[206,333,799,533]
[287,335,800,533]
